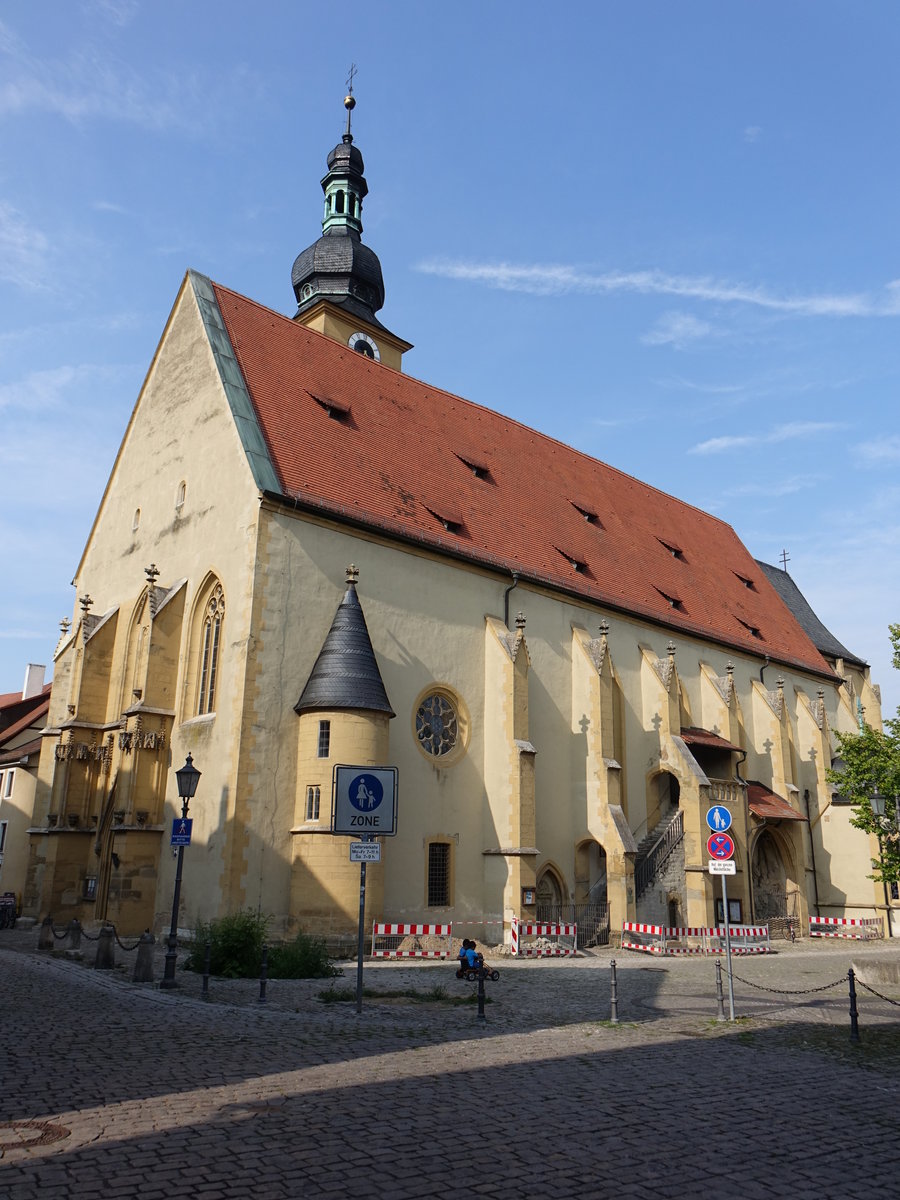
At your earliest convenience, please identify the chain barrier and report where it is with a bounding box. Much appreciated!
[45,918,141,951]
[725,967,847,996]
[855,978,900,1007]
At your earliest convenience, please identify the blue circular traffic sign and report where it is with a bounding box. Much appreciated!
[706,805,733,833]
[707,832,735,860]
[349,773,384,813]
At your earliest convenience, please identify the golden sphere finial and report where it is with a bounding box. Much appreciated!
[344,93,356,111]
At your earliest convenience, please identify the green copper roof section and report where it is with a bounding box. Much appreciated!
[189,270,282,494]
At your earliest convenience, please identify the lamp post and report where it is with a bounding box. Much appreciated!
[869,788,895,939]
[160,753,201,988]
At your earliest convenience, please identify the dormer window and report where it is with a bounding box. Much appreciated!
[424,500,463,534]
[454,451,490,480]
[735,573,757,591]
[737,618,763,639]
[308,391,351,420]
[657,589,685,611]
[571,501,601,526]
[658,539,685,561]
[555,546,586,573]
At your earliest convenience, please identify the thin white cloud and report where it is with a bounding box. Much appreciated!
[0,203,50,289]
[689,421,843,455]
[744,125,762,143]
[641,311,712,348]
[854,434,900,464]
[417,258,900,318]
[92,199,128,215]
[725,474,822,498]
[0,18,260,134]
[0,363,125,414]
[85,0,140,26]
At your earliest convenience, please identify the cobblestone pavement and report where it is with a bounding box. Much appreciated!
[2,928,900,1198]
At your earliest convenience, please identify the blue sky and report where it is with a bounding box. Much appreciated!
[1,1,898,718]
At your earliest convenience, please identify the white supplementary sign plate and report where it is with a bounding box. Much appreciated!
[708,860,737,875]
[350,841,382,863]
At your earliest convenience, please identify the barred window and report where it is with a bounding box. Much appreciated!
[305,785,320,821]
[427,842,451,907]
[0,820,7,853]
[317,720,331,759]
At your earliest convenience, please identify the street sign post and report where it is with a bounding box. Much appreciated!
[331,764,399,1014]
[170,818,193,847]
[332,766,398,836]
[706,832,735,860]
[706,805,733,833]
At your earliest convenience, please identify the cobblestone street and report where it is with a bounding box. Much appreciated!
[2,930,900,1198]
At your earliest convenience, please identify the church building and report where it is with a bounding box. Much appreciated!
[23,93,886,945]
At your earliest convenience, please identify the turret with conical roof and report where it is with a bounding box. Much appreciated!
[294,564,395,717]
[290,82,412,370]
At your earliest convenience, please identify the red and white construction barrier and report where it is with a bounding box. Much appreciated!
[371,922,453,958]
[509,917,577,957]
[621,922,771,955]
[809,916,884,940]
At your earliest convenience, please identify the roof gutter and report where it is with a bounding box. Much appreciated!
[261,490,840,683]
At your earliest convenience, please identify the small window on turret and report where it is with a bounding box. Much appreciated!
[335,190,345,214]
[317,720,331,758]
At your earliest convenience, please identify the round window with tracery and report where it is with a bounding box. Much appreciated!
[415,692,459,758]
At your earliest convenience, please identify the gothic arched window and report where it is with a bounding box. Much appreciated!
[197,584,225,715]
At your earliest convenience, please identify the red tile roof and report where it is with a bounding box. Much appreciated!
[212,282,835,679]
[681,727,743,753]
[747,782,806,821]
[0,696,50,750]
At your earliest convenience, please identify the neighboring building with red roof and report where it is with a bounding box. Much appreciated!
[1,665,51,906]
[24,99,884,942]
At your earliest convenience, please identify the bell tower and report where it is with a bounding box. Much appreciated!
[290,74,412,371]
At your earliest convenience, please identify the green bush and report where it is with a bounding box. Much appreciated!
[185,909,269,978]
[268,930,340,979]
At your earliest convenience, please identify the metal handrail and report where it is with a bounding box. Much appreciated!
[635,809,684,898]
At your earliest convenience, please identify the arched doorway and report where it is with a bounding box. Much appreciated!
[752,829,797,920]
[536,866,566,914]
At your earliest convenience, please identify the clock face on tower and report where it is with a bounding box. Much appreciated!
[348,331,380,361]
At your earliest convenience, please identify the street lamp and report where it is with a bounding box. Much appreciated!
[868,787,896,939]
[160,753,201,989]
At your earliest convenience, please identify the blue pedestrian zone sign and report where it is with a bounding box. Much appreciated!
[170,817,193,847]
[706,805,732,833]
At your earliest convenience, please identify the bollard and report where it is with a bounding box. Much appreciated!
[848,966,860,1044]
[610,959,619,1024]
[258,943,268,1003]
[94,925,115,970]
[67,918,82,952]
[201,940,211,1001]
[715,960,726,1022]
[476,964,486,1023]
[132,931,155,983]
[38,915,54,951]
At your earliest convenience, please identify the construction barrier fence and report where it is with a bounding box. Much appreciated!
[371,922,453,958]
[809,915,884,940]
[509,917,577,956]
[621,922,771,955]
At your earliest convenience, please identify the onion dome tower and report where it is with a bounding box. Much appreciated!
[290,80,412,371]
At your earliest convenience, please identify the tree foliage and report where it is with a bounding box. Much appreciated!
[827,625,900,885]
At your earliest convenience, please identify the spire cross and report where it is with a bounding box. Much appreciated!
[344,64,357,139]
[780,548,790,571]
[346,563,359,586]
